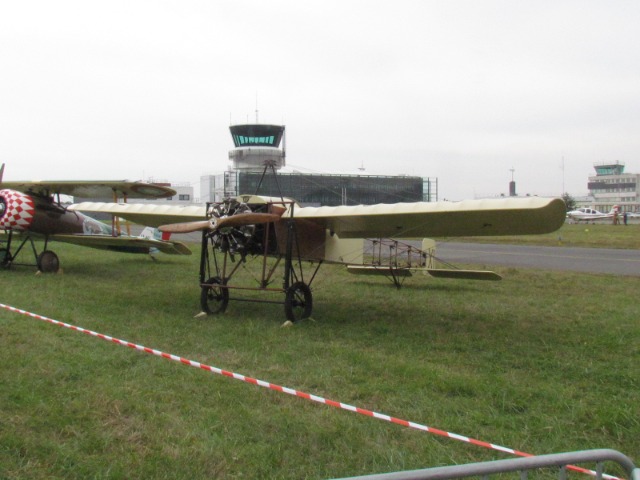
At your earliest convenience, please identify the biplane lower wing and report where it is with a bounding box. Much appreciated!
[50,234,192,255]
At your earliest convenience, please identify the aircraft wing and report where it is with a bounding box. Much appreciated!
[50,234,192,255]
[292,197,566,238]
[0,181,176,199]
[68,202,207,226]
[71,197,565,239]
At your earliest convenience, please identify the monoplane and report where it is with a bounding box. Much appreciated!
[71,167,566,320]
[566,206,618,222]
[0,164,191,272]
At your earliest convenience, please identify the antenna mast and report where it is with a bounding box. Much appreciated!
[562,155,565,195]
[255,92,259,123]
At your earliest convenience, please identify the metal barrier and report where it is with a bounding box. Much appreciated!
[334,449,639,480]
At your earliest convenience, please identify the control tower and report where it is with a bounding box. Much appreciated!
[228,124,286,172]
[593,161,625,176]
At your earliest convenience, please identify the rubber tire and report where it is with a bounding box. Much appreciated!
[37,250,60,273]
[200,277,229,315]
[284,281,312,322]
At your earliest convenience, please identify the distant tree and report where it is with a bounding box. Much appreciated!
[562,192,577,212]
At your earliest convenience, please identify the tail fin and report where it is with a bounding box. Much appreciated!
[137,226,191,256]
[139,226,171,241]
[139,227,162,257]
[0,163,5,183]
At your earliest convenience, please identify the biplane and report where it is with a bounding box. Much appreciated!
[70,167,566,321]
[0,164,191,272]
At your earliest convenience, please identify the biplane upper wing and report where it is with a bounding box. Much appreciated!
[292,197,566,239]
[0,180,176,199]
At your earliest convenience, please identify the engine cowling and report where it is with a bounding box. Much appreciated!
[0,189,36,231]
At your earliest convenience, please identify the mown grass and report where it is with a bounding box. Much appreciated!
[442,223,640,249]
[1,241,639,479]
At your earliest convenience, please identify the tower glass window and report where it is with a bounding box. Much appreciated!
[230,124,284,148]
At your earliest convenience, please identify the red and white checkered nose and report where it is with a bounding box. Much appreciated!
[0,189,36,231]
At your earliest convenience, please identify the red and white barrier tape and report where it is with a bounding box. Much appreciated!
[0,303,620,479]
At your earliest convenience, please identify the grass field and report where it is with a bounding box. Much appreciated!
[1,235,639,479]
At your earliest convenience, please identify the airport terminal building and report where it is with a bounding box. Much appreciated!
[200,124,437,207]
[583,161,640,214]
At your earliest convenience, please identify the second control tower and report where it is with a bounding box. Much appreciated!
[228,124,286,172]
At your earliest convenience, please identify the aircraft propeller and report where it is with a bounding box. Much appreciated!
[159,212,282,234]
[159,202,284,260]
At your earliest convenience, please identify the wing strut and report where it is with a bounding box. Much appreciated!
[110,188,132,237]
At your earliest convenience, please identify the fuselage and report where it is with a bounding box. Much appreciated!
[0,188,112,236]
[566,207,615,222]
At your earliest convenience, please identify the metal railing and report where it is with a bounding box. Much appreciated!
[334,450,639,480]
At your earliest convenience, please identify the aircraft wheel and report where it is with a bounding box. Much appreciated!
[284,282,312,322]
[37,250,60,273]
[200,276,229,315]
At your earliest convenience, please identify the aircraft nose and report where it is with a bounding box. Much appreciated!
[0,189,36,231]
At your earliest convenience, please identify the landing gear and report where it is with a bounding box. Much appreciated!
[37,250,60,273]
[197,196,321,322]
[200,277,229,315]
[0,247,10,269]
[1,231,60,273]
[284,281,313,321]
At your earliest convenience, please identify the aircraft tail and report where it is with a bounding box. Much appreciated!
[138,226,191,255]
[139,227,161,256]
[139,226,167,241]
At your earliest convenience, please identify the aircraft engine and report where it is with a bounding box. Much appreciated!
[0,189,36,231]
[207,198,265,258]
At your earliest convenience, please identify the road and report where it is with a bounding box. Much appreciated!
[139,227,640,277]
[434,242,640,277]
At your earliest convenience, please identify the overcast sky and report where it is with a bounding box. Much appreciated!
[1,1,639,200]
